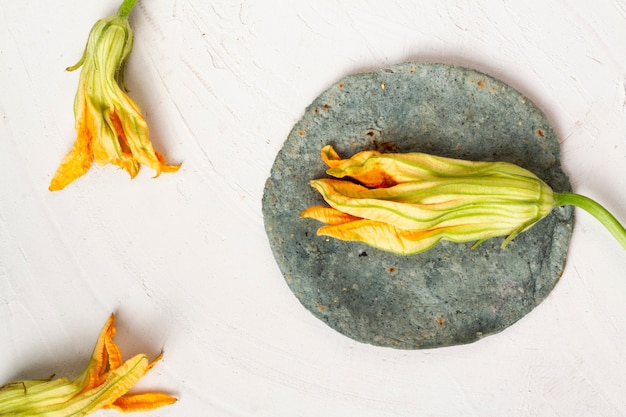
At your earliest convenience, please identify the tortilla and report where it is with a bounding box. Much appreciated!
[262,62,573,349]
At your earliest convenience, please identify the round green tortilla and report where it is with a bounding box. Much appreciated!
[263,62,573,349]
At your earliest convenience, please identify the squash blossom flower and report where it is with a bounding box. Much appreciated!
[0,314,177,416]
[301,145,626,255]
[49,0,180,191]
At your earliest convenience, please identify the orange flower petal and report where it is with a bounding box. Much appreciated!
[300,206,361,225]
[108,393,178,412]
[317,219,449,255]
[48,104,94,191]
[103,320,123,372]
[76,314,116,391]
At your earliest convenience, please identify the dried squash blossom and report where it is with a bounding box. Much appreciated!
[0,314,176,416]
[49,0,179,191]
[302,145,626,255]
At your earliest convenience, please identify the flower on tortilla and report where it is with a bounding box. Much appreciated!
[302,145,626,255]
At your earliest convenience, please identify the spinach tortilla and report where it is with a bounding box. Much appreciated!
[263,62,573,349]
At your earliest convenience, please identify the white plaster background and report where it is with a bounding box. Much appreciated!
[2,1,626,416]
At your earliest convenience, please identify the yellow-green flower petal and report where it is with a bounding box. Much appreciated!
[320,144,536,187]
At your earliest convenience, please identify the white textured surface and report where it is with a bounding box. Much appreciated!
[2,1,626,416]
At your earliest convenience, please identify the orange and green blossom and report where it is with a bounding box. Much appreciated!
[302,145,626,255]
[49,0,179,191]
[0,314,176,416]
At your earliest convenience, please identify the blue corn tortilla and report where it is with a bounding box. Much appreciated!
[262,62,573,349]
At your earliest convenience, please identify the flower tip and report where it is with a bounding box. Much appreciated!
[65,62,82,72]
[152,152,181,178]
[321,145,341,164]
[48,173,79,192]
[300,206,318,218]
[153,163,182,178]
[147,351,166,371]
[309,179,324,188]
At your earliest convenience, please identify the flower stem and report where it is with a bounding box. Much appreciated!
[554,192,626,250]
[117,0,138,18]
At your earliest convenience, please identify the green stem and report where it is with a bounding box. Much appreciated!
[554,192,626,250]
[117,0,137,18]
